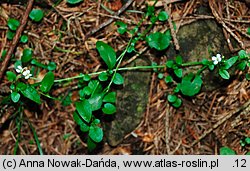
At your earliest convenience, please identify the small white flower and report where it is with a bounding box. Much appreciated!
[15,65,23,73]
[22,70,32,79]
[212,53,222,65]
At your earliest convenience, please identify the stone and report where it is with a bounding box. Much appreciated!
[104,58,151,147]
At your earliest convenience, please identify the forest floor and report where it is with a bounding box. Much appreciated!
[0,0,250,154]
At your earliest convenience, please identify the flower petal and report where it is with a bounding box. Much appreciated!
[212,56,217,61]
[213,60,218,65]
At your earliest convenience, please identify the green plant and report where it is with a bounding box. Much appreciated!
[3,2,250,153]
[66,0,83,5]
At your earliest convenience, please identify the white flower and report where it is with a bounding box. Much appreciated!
[15,65,23,73]
[22,70,32,79]
[212,54,222,65]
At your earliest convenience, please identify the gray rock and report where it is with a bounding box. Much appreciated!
[104,58,151,147]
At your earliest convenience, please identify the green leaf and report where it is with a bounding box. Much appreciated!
[172,98,182,108]
[247,27,250,35]
[47,62,57,71]
[115,21,127,34]
[102,103,116,114]
[175,55,183,65]
[40,71,54,93]
[237,61,247,71]
[202,59,209,65]
[1,49,7,59]
[103,92,116,103]
[11,92,20,103]
[73,112,89,132]
[88,80,103,95]
[208,64,215,71]
[62,93,72,106]
[16,82,27,91]
[20,85,41,104]
[82,86,92,96]
[164,75,173,83]
[21,48,33,63]
[158,11,169,21]
[6,71,16,81]
[180,74,203,96]
[92,119,100,125]
[89,125,103,143]
[246,74,250,81]
[166,60,174,68]
[167,94,177,103]
[20,35,28,43]
[75,100,92,123]
[29,9,44,22]
[219,69,230,79]
[96,41,116,70]
[146,32,171,51]
[219,147,236,155]
[223,56,238,69]
[7,30,15,40]
[87,137,97,151]
[7,18,20,31]
[245,137,250,144]
[88,94,103,111]
[146,5,155,17]
[113,73,124,85]
[238,50,247,59]
[246,152,250,155]
[98,72,108,81]
[83,74,91,81]
[66,0,83,4]
[174,68,182,78]
[158,73,164,79]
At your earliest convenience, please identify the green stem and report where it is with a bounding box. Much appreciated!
[181,61,203,67]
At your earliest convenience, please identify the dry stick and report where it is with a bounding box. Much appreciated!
[190,99,250,147]
[209,0,245,49]
[83,0,134,42]
[0,0,34,82]
[164,2,180,50]
[165,104,171,154]
[224,20,250,39]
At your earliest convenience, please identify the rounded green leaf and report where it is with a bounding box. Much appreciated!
[11,92,20,103]
[87,136,97,151]
[40,71,54,93]
[180,74,203,96]
[113,73,124,85]
[6,71,16,81]
[88,94,103,111]
[73,112,89,132]
[98,72,108,81]
[238,50,247,59]
[158,11,169,21]
[246,73,250,81]
[146,32,171,51]
[102,103,116,115]
[164,75,173,83]
[7,30,15,40]
[75,100,92,123]
[245,137,250,144]
[21,48,33,63]
[158,73,164,79]
[103,92,116,103]
[237,61,247,71]
[20,35,28,43]
[88,80,103,95]
[83,74,91,81]
[89,125,103,143]
[174,68,182,78]
[167,94,177,103]
[223,56,238,69]
[96,41,116,70]
[66,0,83,4]
[175,55,183,65]
[7,18,20,31]
[115,21,127,35]
[219,69,230,79]
[219,147,236,155]
[82,86,92,96]
[20,85,41,104]
[29,9,44,22]
[172,98,182,108]
[166,60,174,68]
[47,62,57,71]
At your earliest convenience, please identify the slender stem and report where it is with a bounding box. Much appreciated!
[181,61,203,67]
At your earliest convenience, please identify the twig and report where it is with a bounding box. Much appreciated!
[209,0,245,49]
[164,2,180,50]
[190,99,250,147]
[83,0,134,42]
[165,105,171,154]
[0,0,34,82]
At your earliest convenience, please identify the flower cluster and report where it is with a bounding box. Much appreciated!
[212,54,222,65]
[15,65,32,79]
